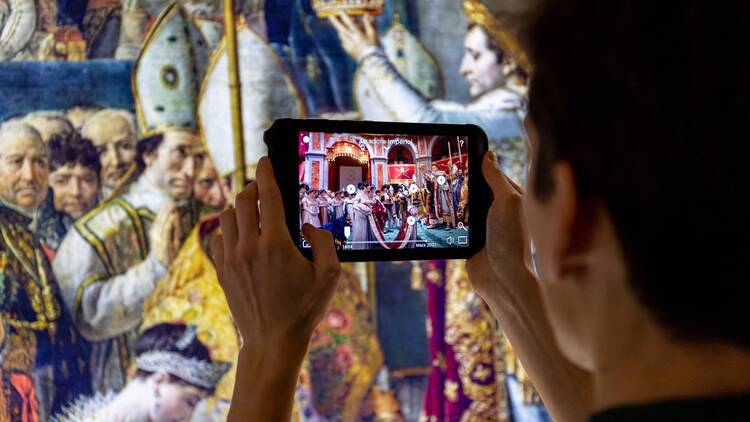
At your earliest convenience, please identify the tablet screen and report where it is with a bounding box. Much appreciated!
[298,132,471,250]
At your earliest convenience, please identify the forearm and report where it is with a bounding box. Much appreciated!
[358,50,441,123]
[0,0,36,59]
[78,255,166,339]
[228,340,308,422]
[484,266,593,422]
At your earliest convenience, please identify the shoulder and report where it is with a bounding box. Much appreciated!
[73,196,142,237]
[470,88,526,112]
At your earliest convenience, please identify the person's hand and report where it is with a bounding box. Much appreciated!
[117,0,148,58]
[149,201,182,267]
[328,13,379,60]
[211,157,341,362]
[467,151,532,303]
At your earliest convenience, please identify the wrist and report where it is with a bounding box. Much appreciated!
[484,262,538,319]
[238,328,311,378]
[357,45,382,63]
[229,339,308,421]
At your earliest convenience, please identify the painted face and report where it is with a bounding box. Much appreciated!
[193,162,226,209]
[150,379,208,422]
[459,26,507,97]
[49,163,100,219]
[144,130,205,200]
[0,134,49,212]
[83,116,137,191]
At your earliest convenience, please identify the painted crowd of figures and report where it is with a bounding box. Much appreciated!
[300,163,468,251]
[1,0,550,420]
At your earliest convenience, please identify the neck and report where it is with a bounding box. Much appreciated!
[100,380,153,422]
[594,334,750,413]
[0,197,37,218]
[142,168,170,196]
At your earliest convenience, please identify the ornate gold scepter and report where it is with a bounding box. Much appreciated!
[224,0,245,197]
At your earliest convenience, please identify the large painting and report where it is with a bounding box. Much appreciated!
[0,0,549,420]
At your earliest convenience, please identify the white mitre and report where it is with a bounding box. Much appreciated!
[198,25,306,179]
[133,2,210,136]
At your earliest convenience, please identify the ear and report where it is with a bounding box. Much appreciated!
[547,162,596,282]
[501,54,519,76]
[142,148,158,167]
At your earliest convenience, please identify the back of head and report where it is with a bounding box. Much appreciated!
[526,0,750,347]
[0,121,44,150]
[81,108,137,138]
[22,111,75,143]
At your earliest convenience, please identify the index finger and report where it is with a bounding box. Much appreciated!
[255,156,286,234]
[364,14,376,40]
[329,15,352,40]
[339,12,363,34]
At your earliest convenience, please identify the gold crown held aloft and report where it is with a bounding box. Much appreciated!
[462,0,533,73]
[312,0,384,18]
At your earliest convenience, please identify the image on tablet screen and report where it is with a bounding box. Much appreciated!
[298,132,470,250]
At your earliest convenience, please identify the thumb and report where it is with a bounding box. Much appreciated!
[482,151,523,201]
[301,224,341,277]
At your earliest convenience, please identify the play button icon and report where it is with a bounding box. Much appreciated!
[409,184,419,194]
[346,184,357,194]
[407,216,416,226]
[437,175,447,186]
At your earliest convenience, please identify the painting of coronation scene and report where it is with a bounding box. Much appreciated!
[299,133,472,251]
[0,0,548,420]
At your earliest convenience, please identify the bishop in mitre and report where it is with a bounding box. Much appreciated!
[53,2,211,394]
[139,20,306,419]
[140,18,405,420]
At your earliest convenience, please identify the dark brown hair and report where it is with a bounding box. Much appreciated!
[468,23,529,81]
[526,0,750,347]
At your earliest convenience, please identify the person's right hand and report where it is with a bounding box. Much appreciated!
[148,201,181,267]
[211,157,341,361]
[467,151,532,302]
[328,13,379,60]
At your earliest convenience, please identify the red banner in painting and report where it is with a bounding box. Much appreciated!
[388,164,415,183]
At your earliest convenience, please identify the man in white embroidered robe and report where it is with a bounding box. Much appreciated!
[52,129,205,393]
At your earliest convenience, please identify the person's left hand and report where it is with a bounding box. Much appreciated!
[329,13,379,60]
[211,157,341,363]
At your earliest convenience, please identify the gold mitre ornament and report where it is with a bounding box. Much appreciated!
[198,25,306,179]
[312,0,384,18]
[462,0,537,73]
[133,2,211,136]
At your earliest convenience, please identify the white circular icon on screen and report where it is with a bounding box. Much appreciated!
[437,175,447,186]
[407,216,416,226]
[302,135,310,144]
[346,184,357,194]
[409,184,419,194]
